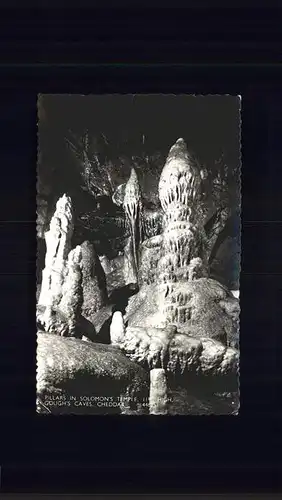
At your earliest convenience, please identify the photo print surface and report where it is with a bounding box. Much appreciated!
[36,94,241,415]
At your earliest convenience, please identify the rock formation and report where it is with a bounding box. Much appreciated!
[116,323,238,414]
[123,168,142,282]
[99,254,112,275]
[125,274,239,345]
[79,241,108,323]
[142,208,163,239]
[38,194,74,309]
[36,136,239,416]
[110,311,125,345]
[112,139,239,414]
[125,139,239,344]
[59,246,83,337]
[88,304,114,342]
[123,236,139,287]
[118,325,238,379]
[112,182,126,207]
[38,246,85,339]
[36,332,149,415]
[138,234,163,286]
[158,138,208,324]
[149,368,168,415]
[37,197,107,340]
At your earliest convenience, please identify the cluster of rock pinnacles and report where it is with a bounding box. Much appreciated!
[37,138,239,415]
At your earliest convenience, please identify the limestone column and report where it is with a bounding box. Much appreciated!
[38,194,74,309]
[149,368,168,415]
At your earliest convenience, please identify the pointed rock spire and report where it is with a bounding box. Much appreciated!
[38,194,74,308]
[158,138,202,215]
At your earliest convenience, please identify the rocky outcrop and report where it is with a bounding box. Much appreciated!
[36,332,149,415]
[125,278,238,346]
[38,194,74,309]
[118,324,238,379]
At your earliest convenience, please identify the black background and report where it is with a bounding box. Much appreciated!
[0,6,282,494]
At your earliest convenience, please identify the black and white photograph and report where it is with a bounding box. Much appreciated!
[36,94,241,415]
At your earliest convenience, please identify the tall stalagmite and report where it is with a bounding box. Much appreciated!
[158,138,207,324]
[38,194,74,309]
